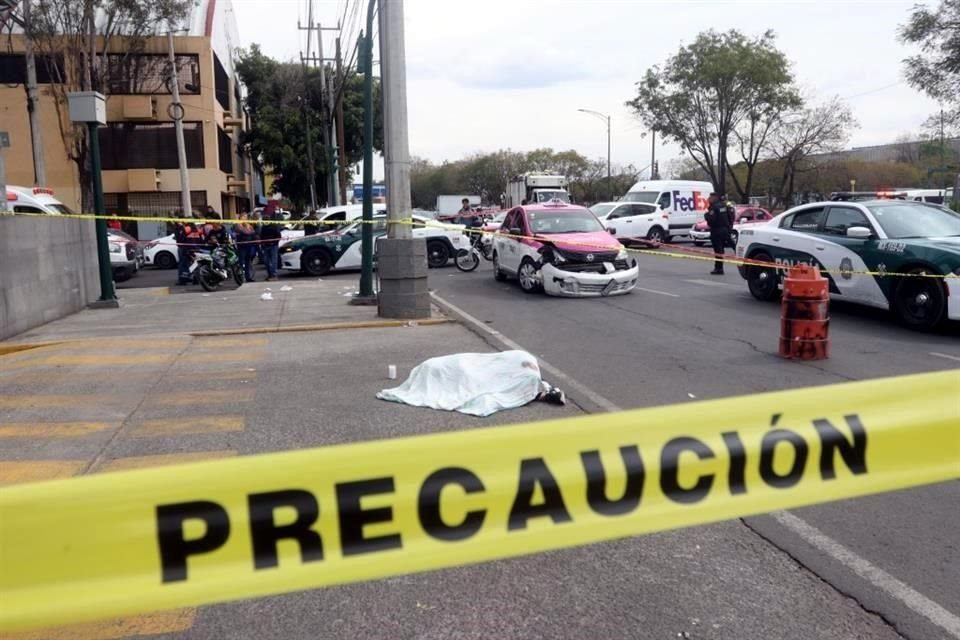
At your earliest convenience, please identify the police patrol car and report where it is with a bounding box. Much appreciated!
[279,213,467,276]
[737,200,960,330]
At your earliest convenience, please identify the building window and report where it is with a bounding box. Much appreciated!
[218,127,233,174]
[213,54,229,110]
[99,122,204,170]
[100,53,200,95]
[0,54,63,84]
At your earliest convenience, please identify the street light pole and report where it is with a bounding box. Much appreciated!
[577,108,611,201]
[167,30,191,218]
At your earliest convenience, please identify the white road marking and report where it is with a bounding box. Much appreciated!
[434,290,959,635]
[929,352,960,363]
[685,278,735,287]
[773,511,960,639]
[634,286,680,298]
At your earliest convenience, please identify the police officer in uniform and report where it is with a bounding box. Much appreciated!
[174,215,205,285]
[705,192,733,275]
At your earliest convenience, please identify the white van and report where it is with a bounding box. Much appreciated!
[622,180,713,241]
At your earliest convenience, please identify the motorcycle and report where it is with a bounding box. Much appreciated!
[189,239,244,291]
[454,226,495,272]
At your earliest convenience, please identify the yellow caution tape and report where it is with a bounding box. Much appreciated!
[1,371,958,632]
[1,209,958,280]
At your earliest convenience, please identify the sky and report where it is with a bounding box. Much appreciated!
[230,0,940,176]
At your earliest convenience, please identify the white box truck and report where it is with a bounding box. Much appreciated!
[437,195,480,216]
[505,175,570,208]
[622,179,713,241]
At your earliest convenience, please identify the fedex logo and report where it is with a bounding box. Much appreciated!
[672,191,709,212]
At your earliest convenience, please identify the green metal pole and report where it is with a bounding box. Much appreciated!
[358,1,377,299]
[89,121,116,303]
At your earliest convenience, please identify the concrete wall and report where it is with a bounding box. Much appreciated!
[0,217,101,340]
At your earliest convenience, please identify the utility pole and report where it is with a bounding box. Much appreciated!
[335,37,348,205]
[650,130,657,180]
[298,2,319,212]
[378,0,428,318]
[319,23,341,206]
[577,109,611,200]
[316,23,334,207]
[940,106,946,193]
[353,22,376,305]
[22,0,46,186]
[167,30,191,217]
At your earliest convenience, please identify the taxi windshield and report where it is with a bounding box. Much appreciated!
[868,202,960,238]
[528,209,604,234]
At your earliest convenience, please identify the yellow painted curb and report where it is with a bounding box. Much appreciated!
[0,342,62,357]
[189,317,454,337]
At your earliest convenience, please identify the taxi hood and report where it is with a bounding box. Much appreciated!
[540,230,623,254]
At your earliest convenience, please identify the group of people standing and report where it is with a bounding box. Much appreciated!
[173,202,284,286]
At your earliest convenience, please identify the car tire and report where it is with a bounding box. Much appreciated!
[646,226,667,244]
[113,267,130,283]
[518,258,540,294]
[746,252,780,301]
[893,269,946,331]
[154,251,176,270]
[693,240,704,247]
[302,248,332,276]
[493,251,507,281]
[427,240,450,268]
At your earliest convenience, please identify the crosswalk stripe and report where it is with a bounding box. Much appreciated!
[128,416,245,437]
[143,390,253,407]
[95,450,237,473]
[0,395,136,409]
[4,354,174,369]
[0,609,197,640]
[0,422,117,439]
[0,461,85,487]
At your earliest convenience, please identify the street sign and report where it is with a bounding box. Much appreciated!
[0,131,9,148]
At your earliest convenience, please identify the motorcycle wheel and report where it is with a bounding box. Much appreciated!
[232,264,244,287]
[198,265,221,292]
[455,248,480,272]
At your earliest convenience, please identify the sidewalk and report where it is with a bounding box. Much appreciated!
[0,274,575,639]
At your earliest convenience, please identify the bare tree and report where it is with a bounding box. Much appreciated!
[770,98,856,205]
[25,0,192,210]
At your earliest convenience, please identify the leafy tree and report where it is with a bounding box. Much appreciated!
[236,45,382,211]
[769,98,856,204]
[24,0,193,210]
[627,29,799,197]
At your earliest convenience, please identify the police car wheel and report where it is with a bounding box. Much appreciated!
[693,240,704,247]
[302,248,332,276]
[746,253,780,301]
[518,258,540,293]
[427,240,450,268]
[893,270,946,330]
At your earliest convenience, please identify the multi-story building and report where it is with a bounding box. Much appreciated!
[0,0,265,239]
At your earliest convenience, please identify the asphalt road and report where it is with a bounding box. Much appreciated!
[429,248,960,640]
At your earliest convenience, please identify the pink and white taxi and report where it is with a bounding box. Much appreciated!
[492,202,638,297]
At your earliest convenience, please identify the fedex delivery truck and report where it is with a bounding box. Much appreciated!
[622,180,713,241]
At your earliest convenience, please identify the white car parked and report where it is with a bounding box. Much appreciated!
[143,234,179,269]
[590,201,671,244]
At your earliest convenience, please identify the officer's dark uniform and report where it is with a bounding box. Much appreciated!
[705,198,733,274]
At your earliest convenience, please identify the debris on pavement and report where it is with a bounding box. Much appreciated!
[280,285,293,292]
[260,292,273,301]
[377,350,563,417]
[688,393,696,398]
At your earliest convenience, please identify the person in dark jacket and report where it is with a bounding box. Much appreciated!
[303,211,320,236]
[174,215,205,285]
[259,203,283,281]
[705,193,733,275]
